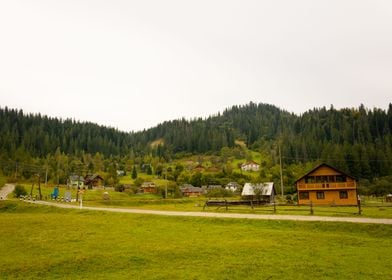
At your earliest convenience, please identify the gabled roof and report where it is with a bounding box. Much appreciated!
[241,160,260,166]
[180,185,203,193]
[295,163,355,183]
[241,182,275,196]
[84,174,104,183]
[141,182,156,188]
[69,175,84,181]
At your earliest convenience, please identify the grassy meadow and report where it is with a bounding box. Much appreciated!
[0,201,391,279]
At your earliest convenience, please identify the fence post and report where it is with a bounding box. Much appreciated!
[357,196,362,215]
[310,201,314,215]
[273,201,276,213]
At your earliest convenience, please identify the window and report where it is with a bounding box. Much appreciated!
[305,176,315,183]
[299,192,309,200]
[336,175,346,182]
[316,191,325,199]
[339,191,348,199]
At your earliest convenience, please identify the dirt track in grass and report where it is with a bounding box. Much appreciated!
[26,199,392,225]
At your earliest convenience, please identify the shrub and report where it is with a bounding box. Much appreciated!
[115,185,125,192]
[13,185,27,198]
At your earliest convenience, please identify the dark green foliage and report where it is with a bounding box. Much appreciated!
[114,185,125,192]
[13,185,27,197]
[131,165,137,179]
[206,188,233,198]
[0,102,391,181]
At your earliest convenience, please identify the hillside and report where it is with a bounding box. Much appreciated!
[0,102,391,181]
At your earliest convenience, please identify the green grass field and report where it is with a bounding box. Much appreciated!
[0,201,391,279]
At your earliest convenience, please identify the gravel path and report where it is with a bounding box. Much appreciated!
[0,184,15,200]
[26,200,392,225]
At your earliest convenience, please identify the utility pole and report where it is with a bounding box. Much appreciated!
[15,162,18,180]
[45,167,48,187]
[279,143,284,199]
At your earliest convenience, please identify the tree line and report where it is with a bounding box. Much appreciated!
[0,102,391,181]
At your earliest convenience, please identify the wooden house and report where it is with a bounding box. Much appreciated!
[140,182,157,194]
[84,174,104,189]
[180,184,204,197]
[193,164,206,172]
[241,182,276,203]
[295,163,358,206]
[241,160,260,172]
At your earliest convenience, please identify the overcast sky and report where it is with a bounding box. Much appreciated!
[0,1,391,132]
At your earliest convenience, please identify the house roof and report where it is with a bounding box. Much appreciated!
[141,182,156,188]
[294,163,355,183]
[241,160,260,166]
[85,174,103,180]
[241,182,275,196]
[226,182,240,188]
[69,175,84,181]
[180,185,203,193]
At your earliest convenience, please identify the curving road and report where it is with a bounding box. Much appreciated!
[0,184,15,200]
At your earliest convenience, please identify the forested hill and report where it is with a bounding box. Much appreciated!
[1,103,392,178]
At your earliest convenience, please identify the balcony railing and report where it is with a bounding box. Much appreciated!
[297,181,356,190]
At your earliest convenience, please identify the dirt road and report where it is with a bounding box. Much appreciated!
[26,200,392,225]
[3,183,390,225]
[0,184,15,200]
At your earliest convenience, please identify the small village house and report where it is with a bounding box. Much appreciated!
[241,182,276,203]
[193,164,206,172]
[180,184,204,197]
[84,174,104,189]
[140,182,157,194]
[295,163,358,206]
[225,182,241,192]
[116,170,125,177]
[241,160,260,172]
[68,175,84,189]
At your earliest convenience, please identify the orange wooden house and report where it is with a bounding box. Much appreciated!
[295,163,358,206]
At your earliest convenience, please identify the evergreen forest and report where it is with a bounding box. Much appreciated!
[0,102,391,195]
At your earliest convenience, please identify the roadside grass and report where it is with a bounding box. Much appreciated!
[0,174,5,189]
[0,201,391,279]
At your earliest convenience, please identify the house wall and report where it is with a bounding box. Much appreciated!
[142,187,156,194]
[298,189,357,205]
[297,165,357,206]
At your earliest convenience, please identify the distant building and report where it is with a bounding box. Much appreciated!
[225,182,241,192]
[84,174,104,189]
[241,182,276,203]
[193,164,206,172]
[68,175,84,188]
[295,163,358,206]
[180,184,204,197]
[241,160,260,172]
[116,170,125,177]
[140,182,157,194]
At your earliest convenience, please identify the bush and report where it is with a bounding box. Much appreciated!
[13,185,27,198]
[206,188,233,198]
[115,185,125,192]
